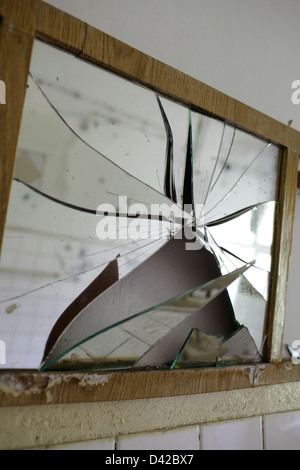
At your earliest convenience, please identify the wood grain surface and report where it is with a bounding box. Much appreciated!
[0,361,300,406]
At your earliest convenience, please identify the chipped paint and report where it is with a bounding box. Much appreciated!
[0,372,111,398]
[252,364,267,384]
[78,374,112,387]
[241,364,266,385]
[241,365,257,385]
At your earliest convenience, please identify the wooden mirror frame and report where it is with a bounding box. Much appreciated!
[0,0,300,407]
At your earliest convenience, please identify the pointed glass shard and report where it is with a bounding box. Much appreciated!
[207,201,276,273]
[217,326,262,366]
[182,112,195,218]
[228,274,268,352]
[134,263,252,369]
[158,97,190,208]
[205,202,274,353]
[43,258,119,362]
[171,329,224,369]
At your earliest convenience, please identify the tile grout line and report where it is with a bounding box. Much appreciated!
[261,415,266,450]
[198,424,202,451]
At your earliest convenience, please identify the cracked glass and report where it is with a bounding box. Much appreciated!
[0,40,280,371]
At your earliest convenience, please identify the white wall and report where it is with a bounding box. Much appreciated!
[45,0,300,132]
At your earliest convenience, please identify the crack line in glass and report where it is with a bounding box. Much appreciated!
[209,126,236,194]
[29,72,186,219]
[202,142,273,221]
[155,93,177,204]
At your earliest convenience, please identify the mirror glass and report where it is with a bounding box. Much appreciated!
[0,40,280,370]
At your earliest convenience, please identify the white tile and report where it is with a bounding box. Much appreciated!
[264,410,300,450]
[121,315,170,346]
[116,426,200,450]
[150,309,187,328]
[110,336,149,358]
[42,437,115,450]
[81,326,131,357]
[201,417,263,450]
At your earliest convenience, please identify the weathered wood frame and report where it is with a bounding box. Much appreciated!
[0,0,299,407]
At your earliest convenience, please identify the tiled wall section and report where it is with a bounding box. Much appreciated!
[39,410,300,450]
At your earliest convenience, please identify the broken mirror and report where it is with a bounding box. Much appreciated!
[0,40,280,371]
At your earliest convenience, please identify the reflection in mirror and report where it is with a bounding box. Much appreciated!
[45,259,252,370]
[171,329,224,369]
[0,39,280,371]
[171,325,262,370]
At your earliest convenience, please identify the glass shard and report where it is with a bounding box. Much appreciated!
[134,263,252,369]
[207,201,276,273]
[48,314,163,371]
[182,113,195,218]
[172,325,262,369]
[204,198,277,354]
[155,93,177,203]
[158,97,190,211]
[40,228,245,370]
[43,258,119,362]
[171,329,224,369]
[227,274,268,352]
[216,326,262,366]
[45,260,252,371]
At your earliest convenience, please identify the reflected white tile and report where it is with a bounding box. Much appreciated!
[150,309,187,328]
[80,327,131,357]
[201,417,263,450]
[116,426,199,450]
[264,410,300,450]
[109,336,149,359]
[120,315,171,346]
